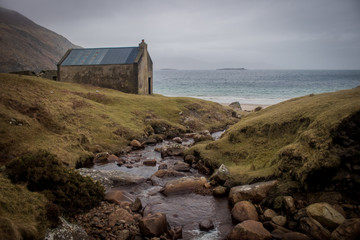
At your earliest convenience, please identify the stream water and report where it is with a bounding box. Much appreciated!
[92,132,233,239]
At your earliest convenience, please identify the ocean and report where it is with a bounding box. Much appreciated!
[153,70,360,105]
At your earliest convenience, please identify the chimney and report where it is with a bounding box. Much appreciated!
[139,39,147,50]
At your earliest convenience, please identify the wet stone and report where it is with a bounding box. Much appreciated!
[231,201,259,223]
[143,159,157,166]
[213,186,227,197]
[199,219,215,231]
[272,215,287,227]
[172,161,190,172]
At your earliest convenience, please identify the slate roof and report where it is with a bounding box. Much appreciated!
[59,47,139,66]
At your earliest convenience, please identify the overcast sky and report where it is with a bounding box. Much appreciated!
[1,0,360,70]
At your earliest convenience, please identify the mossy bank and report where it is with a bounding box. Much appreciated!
[0,73,237,167]
[187,87,360,196]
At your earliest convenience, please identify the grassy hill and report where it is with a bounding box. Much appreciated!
[188,87,360,193]
[0,7,79,72]
[0,73,237,166]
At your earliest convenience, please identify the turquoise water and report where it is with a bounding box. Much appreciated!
[153,70,360,105]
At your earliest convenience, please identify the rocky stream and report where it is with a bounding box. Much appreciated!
[46,130,360,240]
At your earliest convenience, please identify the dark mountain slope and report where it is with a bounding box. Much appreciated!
[0,6,80,72]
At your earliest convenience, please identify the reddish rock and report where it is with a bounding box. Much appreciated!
[231,201,259,223]
[161,177,207,196]
[130,139,142,148]
[228,220,272,240]
[139,213,168,237]
[152,169,185,178]
[272,230,311,240]
[104,189,134,204]
[229,180,279,205]
[107,154,120,162]
[213,186,227,197]
[143,159,157,166]
[331,218,360,240]
[173,161,190,172]
[108,208,134,227]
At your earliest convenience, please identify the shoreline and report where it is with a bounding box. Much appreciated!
[221,102,271,111]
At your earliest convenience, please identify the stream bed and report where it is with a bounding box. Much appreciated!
[91,133,233,239]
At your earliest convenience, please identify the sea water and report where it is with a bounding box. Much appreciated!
[153,70,360,105]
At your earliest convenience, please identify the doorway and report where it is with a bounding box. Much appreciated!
[148,77,152,94]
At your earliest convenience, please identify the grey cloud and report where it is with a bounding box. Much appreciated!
[1,0,360,69]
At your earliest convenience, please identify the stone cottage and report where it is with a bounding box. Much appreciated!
[57,40,153,94]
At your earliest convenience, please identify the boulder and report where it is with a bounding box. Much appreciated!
[306,202,345,229]
[199,219,215,231]
[331,204,346,218]
[231,201,259,223]
[161,144,186,158]
[272,215,287,227]
[144,138,158,145]
[77,169,146,189]
[161,177,207,196]
[229,180,279,205]
[139,213,168,237]
[143,159,157,166]
[106,154,120,163]
[210,164,230,183]
[108,208,134,227]
[94,152,110,163]
[228,220,272,240]
[130,139,142,148]
[299,217,331,240]
[172,137,182,143]
[105,189,134,204]
[330,218,360,240]
[152,169,185,178]
[229,101,242,110]
[150,176,165,187]
[173,161,190,172]
[213,186,227,197]
[271,230,311,240]
[264,209,278,221]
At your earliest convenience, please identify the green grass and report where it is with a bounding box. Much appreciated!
[0,73,237,166]
[187,87,360,189]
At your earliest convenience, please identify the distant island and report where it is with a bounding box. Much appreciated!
[216,68,246,70]
[160,68,178,71]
